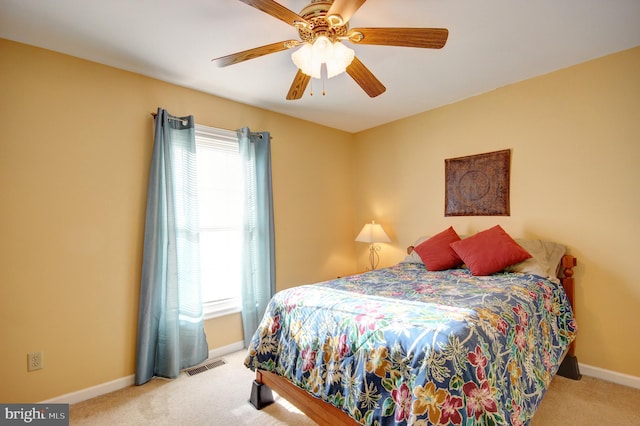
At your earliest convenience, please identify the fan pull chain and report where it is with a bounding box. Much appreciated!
[306,67,328,97]
[321,64,326,96]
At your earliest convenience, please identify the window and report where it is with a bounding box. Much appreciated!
[195,124,243,319]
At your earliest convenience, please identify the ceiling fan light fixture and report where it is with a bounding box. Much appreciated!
[291,36,354,79]
[215,1,449,100]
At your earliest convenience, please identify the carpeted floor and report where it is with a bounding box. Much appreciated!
[69,350,640,425]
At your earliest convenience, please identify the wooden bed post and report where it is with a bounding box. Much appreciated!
[557,254,582,380]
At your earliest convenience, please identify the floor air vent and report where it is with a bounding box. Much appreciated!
[184,359,227,377]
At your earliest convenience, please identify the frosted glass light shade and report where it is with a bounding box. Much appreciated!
[291,43,319,78]
[311,36,333,63]
[291,36,355,79]
[326,41,355,78]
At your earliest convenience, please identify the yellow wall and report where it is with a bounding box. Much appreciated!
[354,46,640,377]
[1,37,638,403]
[0,39,356,402]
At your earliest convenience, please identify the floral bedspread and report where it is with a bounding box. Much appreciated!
[245,262,577,425]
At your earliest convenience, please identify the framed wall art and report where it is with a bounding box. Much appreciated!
[444,149,511,216]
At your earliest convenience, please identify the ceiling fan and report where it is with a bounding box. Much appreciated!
[212,0,448,100]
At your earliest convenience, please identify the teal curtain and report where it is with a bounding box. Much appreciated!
[237,127,276,348]
[135,108,208,385]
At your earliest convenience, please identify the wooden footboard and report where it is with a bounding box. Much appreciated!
[255,369,358,425]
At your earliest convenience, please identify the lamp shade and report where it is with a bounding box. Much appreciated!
[355,220,391,243]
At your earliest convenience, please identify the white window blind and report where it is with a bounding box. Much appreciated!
[195,125,243,319]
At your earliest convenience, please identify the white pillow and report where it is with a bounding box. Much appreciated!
[506,239,566,282]
[402,236,430,264]
[403,250,424,264]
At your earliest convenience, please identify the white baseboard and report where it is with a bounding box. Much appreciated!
[41,374,136,405]
[580,363,640,389]
[43,346,637,405]
[207,340,245,360]
[41,341,245,405]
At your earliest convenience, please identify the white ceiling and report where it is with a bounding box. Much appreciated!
[1,0,639,133]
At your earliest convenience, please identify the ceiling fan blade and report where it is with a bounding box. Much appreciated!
[347,28,449,49]
[238,0,308,27]
[327,0,367,24]
[346,56,386,98]
[286,69,311,100]
[212,40,299,67]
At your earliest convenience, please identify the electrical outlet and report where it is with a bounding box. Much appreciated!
[27,351,43,372]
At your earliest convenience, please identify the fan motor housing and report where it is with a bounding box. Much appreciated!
[298,0,348,43]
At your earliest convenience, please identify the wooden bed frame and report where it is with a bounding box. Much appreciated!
[249,252,580,425]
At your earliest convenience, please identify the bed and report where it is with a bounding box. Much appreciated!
[245,226,579,425]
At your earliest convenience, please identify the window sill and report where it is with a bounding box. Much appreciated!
[203,298,242,320]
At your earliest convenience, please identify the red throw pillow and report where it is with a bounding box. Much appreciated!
[414,226,463,271]
[450,225,532,276]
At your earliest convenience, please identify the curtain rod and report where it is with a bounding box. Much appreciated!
[149,112,270,140]
[148,112,234,135]
[149,112,188,126]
